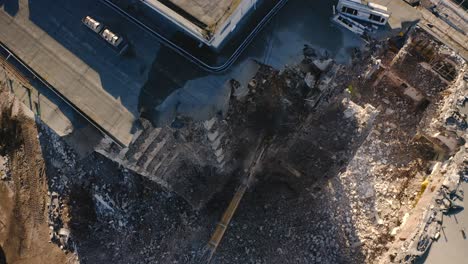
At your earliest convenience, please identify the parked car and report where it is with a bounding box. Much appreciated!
[82,16,129,55]
[100,28,129,55]
[82,16,104,34]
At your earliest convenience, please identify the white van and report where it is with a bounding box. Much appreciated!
[82,16,104,34]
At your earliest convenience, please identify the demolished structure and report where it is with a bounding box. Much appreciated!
[92,26,466,263]
[0,2,467,264]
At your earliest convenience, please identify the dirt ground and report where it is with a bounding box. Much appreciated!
[0,91,72,264]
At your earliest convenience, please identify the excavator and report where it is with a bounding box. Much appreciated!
[197,138,267,263]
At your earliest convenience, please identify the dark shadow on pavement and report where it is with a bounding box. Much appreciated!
[25,0,159,116]
[139,41,210,126]
[413,242,433,264]
[444,207,464,216]
[0,245,6,264]
[1,0,19,16]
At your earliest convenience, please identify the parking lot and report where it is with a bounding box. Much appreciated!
[0,0,162,145]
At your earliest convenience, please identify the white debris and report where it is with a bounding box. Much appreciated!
[94,194,115,212]
[207,131,219,142]
[215,148,223,158]
[304,72,316,88]
[313,58,333,72]
[58,228,70,237]
[433,132,460,152]
[385,108,395,115]
[203,118,216,131]
[211,137,222,151]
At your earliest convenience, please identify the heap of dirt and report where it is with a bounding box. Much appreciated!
[0,89,72,264]
[36,123,218,264]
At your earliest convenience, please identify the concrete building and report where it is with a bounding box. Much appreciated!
[142,0,259,49]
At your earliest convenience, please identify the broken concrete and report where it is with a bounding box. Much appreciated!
[0,15,466,264]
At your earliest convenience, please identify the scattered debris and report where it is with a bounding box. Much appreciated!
[0,18,466,264]
[0,155,9,181]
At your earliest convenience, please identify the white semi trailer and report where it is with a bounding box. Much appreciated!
[337,0,390,26]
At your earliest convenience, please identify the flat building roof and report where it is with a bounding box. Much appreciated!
[163,0,236,29]
[144,0,246,47]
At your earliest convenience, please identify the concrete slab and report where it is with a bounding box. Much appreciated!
[0,0,160,146]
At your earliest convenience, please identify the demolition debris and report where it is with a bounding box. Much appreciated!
[0,15,467,264]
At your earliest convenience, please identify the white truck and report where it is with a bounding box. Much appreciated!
[336,0,390,26]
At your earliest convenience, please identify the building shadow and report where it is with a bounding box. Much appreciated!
[0,0,19,16]
[0,245,6,264]
[24,0,252,122]
[138,41,212,126]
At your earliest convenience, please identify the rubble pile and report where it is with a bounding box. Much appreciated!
[0,155,9,181]
[386,54,467,262]
[392,31,463,93]
[1,21,466,264]
[333,112,428,262]
[211,93,380,264]
[47,191,71,251]
[389,145,466,263]
[96,113,235,209]
[36,121,216,263]
[96,48,338,211]
[56,27,465,263]
[0,88,72,263]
